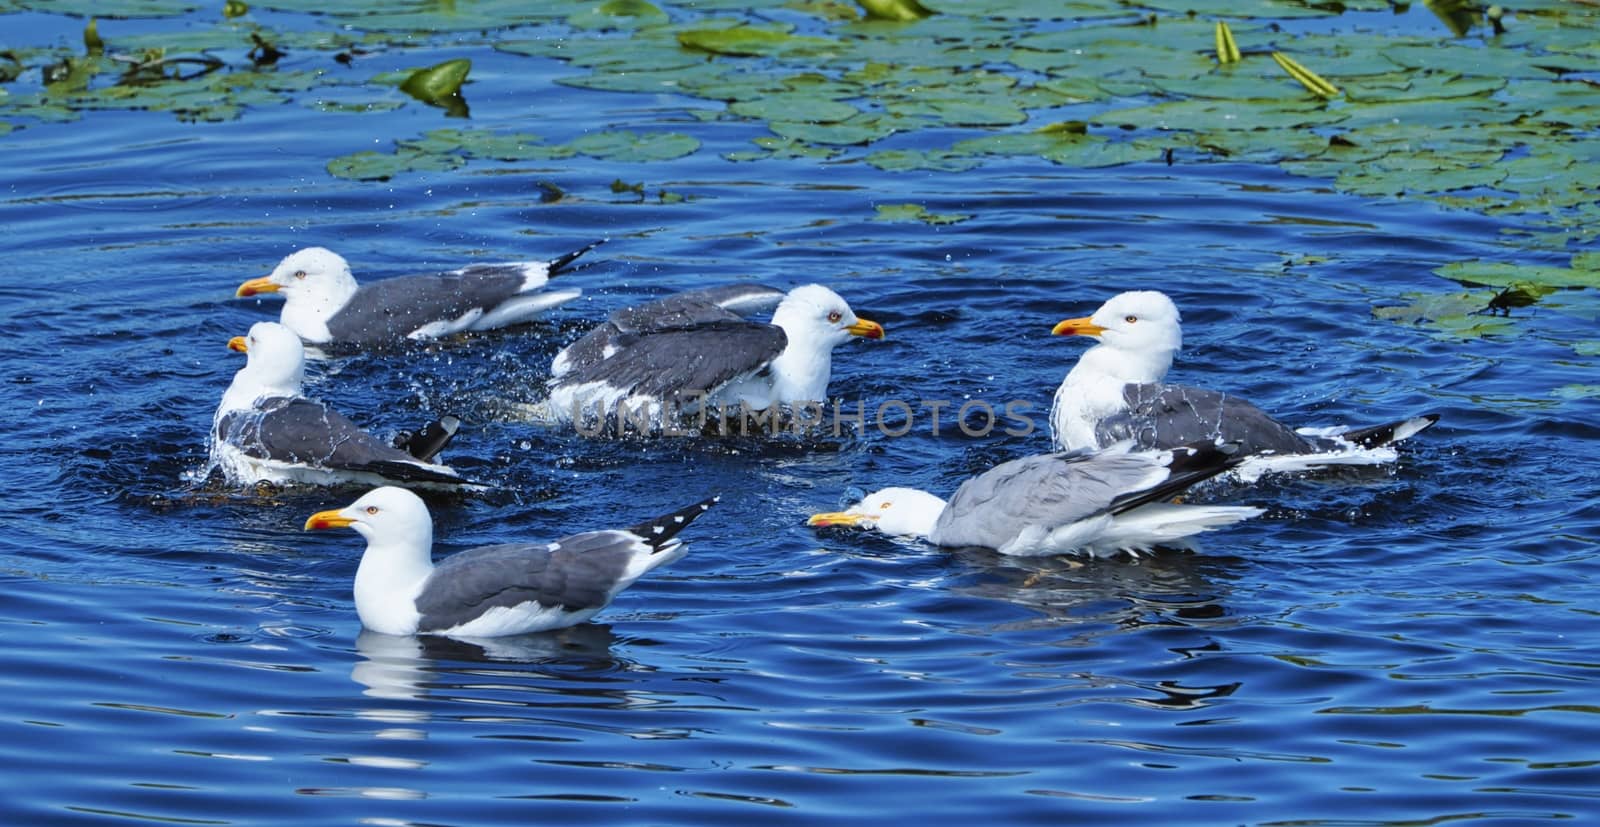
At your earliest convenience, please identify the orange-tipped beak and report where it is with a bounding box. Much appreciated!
[228,336,248,353]
[847,317,885,340]
[236,276,280,298]
[1051,316,1106,337]
[807,511,869,527]
[304,509,355,531]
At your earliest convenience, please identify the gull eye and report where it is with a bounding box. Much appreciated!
[1124,315,1138,324]
[293,270,307,280]
[828,310,843,324]
[879,501,892,509]
[365,506,379,515]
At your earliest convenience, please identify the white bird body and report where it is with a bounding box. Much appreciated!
[236,242,601,345]
[1049,290,1438,479]
[306,487,717,638]
[210,322,467,488]
[808,442,1262,558]
[543,283,883,428]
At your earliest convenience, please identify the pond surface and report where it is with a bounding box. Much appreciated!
[3,3,1599,825]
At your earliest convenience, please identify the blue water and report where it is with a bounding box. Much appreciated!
[4,5,1600,826]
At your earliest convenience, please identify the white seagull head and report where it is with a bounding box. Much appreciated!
[305,486,435,552]
[236,247,360,343]
[807,486,947,539]
[771,283,885,348]
[758,284,884,403]
[1053,290,1182,385]
[219,321,306,414]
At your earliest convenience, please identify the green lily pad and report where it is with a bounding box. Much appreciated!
[730,94,858,123]
[399,58,470,103]
[568,130,701,161]
[568,0,670,30]
[327,149,467,181]
[874,203,970,224]
[723,136,846,161]
[678,25,832,57]
[863,149,981,172]
[1436,261,1600,290]
[1372,290,1521,338]
[858,0,935,21]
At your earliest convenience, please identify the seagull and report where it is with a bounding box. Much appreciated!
[543,283,884,427]
[550,283,787,379]
[235,240,604,345]
[304,486,719,637]
[1049,290,1439,477]
[807,441,1263,558]
[211,321,471,488]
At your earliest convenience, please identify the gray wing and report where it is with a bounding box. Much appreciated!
[219,396,463,485]
[414,532,640,632]
[552,320,787,405]
[930,450,1168,550]
[1099,383,1314,455]
[554,284,786,378]
[326,270,525,344]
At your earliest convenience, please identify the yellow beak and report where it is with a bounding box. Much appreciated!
[236,276,280,298]
[304,509,355,531]
[846,317,885,340]
[807,511,870,527]
[1051,315,1106,337]
[228,336,248,353]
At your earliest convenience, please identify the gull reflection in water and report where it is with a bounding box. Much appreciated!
[351,624,621,700]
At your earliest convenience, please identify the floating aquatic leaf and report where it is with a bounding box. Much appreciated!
[678,26,831,57]
[326,149,466,181]
[568,130,700,161]
[1272,52,1340,99]
[84,18,104,55]
[858,0,934,22]
[723,137,845,162]
[729,94,858,124]
[1215,21,1240,65]
[863,149,981,172]
[568,0,670,30]
[224,1,249,19]
[1372,290,1520,338]
[873,203,969,224]
[1437,261,1600,290]
[399,58,471,103]
[1423,0,1480,37]
[1099,98,1342,132]
[769,112,917,145]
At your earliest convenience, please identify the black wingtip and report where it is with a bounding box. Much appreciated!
[1107,440,1243,516]
[627,494,720,551]
[1339,413,1442,449]
[547,238,608,277]
[394,415,461,462]
[359,459,474,487]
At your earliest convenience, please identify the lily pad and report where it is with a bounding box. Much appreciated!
[568,0,670,31]
[399,58,470,104]
[873,203,970,224]
[326,149,467,181]
[863,149,981,172]
[568,130,701,162]
[678,25,832,57]
[1436,261,1600,290]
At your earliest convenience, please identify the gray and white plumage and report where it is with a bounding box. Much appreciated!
[1049,290,1439,477]
[211,322,469,488]
[305,486,718,637]
[543,283,883,426]
[808,441,1263,558]
[235,240,603,345]
[550,284,786,379]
